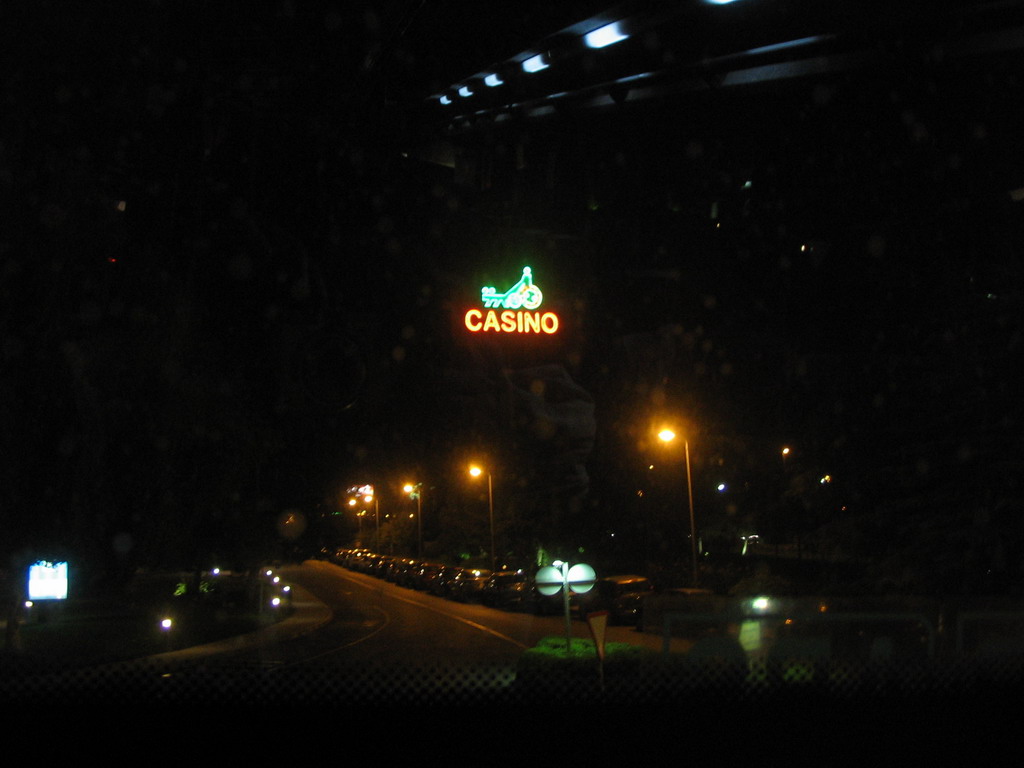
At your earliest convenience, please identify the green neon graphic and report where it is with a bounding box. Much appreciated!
[481,267,543,309]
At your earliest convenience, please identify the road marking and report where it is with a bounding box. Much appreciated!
[337,567,531,650]
[267,605,392,671]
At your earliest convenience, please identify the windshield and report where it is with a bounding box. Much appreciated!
[4,1,1024,720]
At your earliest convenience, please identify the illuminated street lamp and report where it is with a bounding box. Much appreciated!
[404,482,423,558]
[658,428,699,588]
[469,465,496,572]
[350,484,379,551]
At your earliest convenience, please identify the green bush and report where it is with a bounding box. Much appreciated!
[515,636,658,689]
[513,636,710,702]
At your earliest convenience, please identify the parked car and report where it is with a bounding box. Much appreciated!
[573,574,655,624]
[372,555,399,578]
[393,561,421,589]
[339,548,371,569]
[347,551,370,571]
[410,562,445,590]
[429,565,464,597]
[481,570,530,609]
[634,586,714,632]
[449,568,492,602]
[525,575,566,616]
[386,557,417,583]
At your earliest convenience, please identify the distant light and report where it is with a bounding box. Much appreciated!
[717,483,727,492]
[523,54,548,73]
[658,429,676,443]
[160,618,173,631]
[820,474,832,484]
[484,73,504,87]
[439,95,452,105]
[584,22,628,49]
[116,200,126,212]
[28,560,68,601]
[458,85,473,98]
[271,596,281,608]
[752,596,771,612]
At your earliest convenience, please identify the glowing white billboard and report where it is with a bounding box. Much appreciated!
[27,560,69,601]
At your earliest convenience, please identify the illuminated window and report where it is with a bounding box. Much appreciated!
[523,54,548,73]
[584,22,628,49]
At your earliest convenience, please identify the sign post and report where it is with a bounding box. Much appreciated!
[587,610,609,690]
[535,561,596,654]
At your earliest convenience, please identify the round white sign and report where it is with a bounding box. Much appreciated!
[534,565,563,596]
[567,563,596,594]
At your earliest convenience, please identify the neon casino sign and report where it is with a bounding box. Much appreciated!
[464,267,560,334]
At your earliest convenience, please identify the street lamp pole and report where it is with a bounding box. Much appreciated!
[487,471,495,573]
[405,483,423,558]
[659,429,699,588]
[374,495,380,552]
[470,465,497,573]
[416,491,422,558]
[684,438,698,588]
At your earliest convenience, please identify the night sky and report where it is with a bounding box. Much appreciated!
[3,2,1023,594]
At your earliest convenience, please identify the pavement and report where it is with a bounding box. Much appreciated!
[0,578,333,670]
[139,582,335,662]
